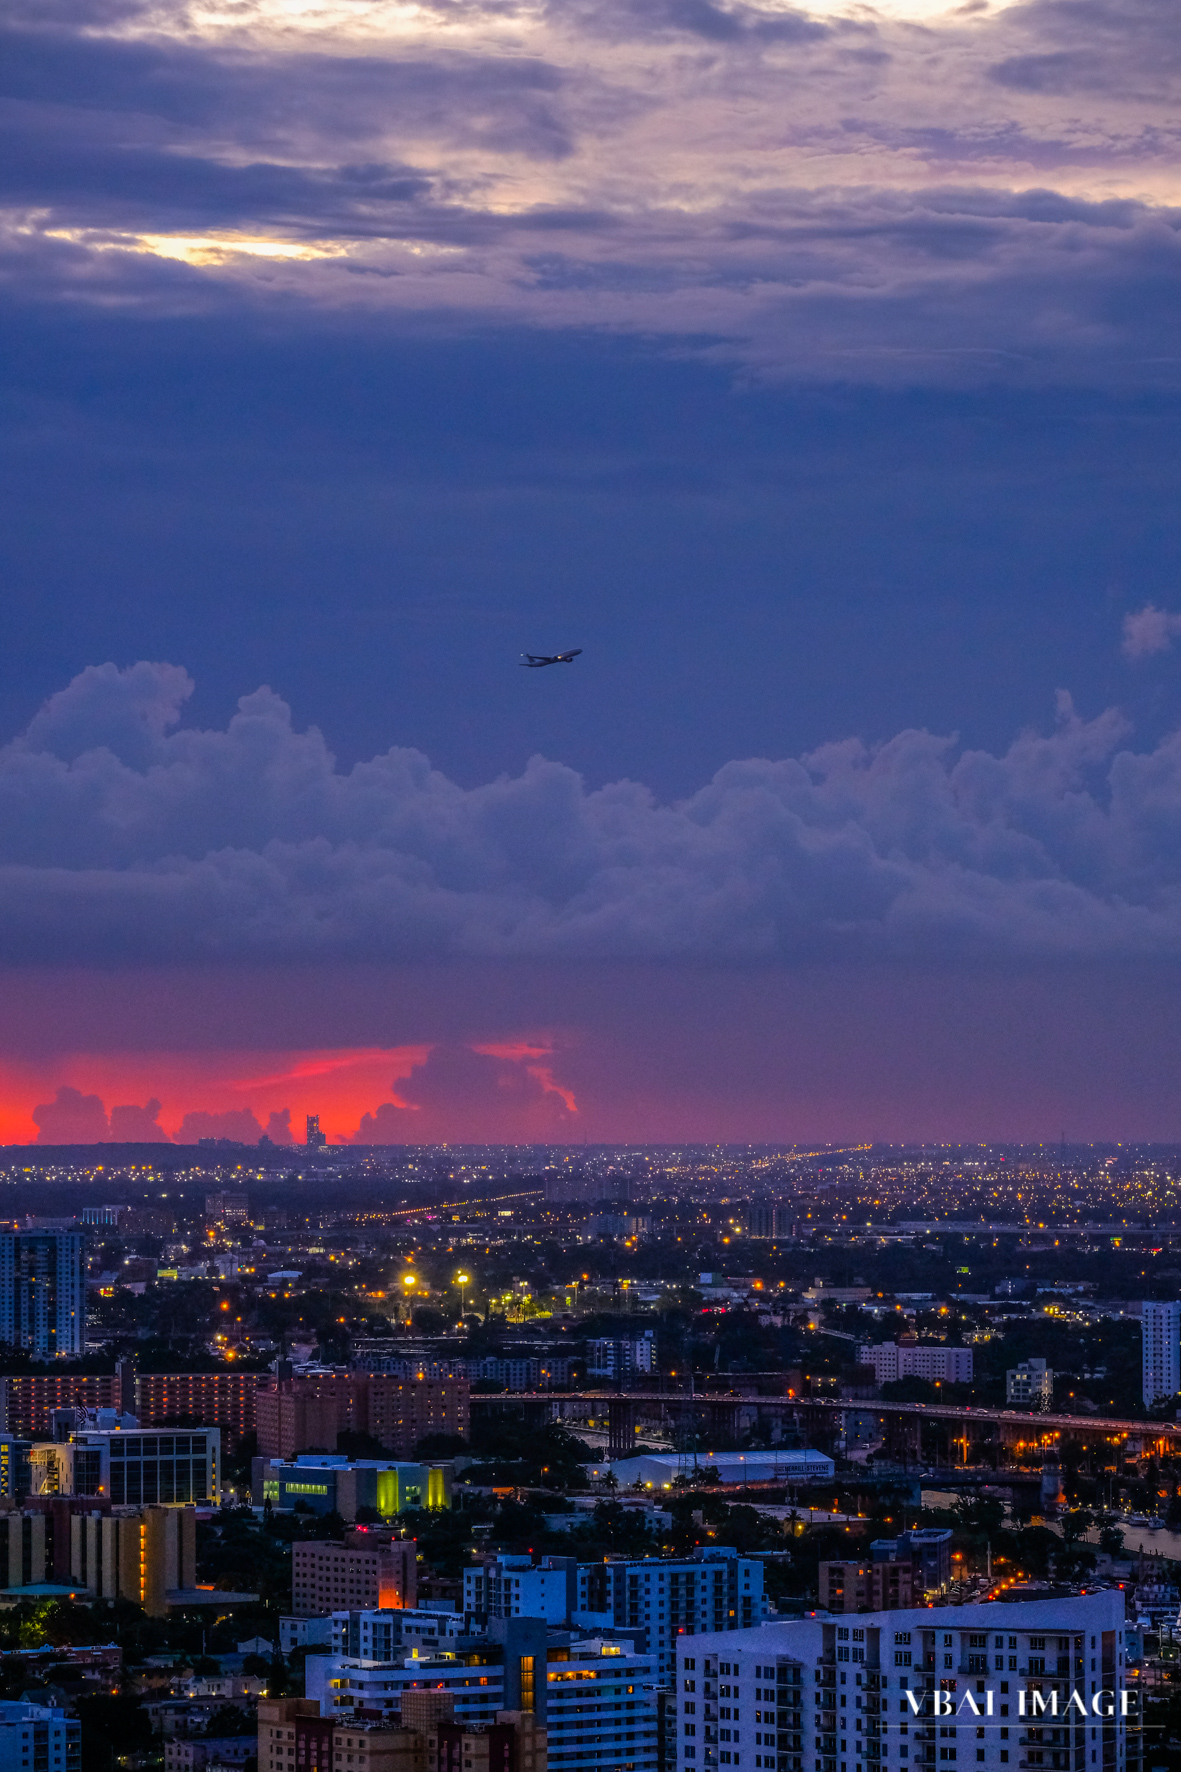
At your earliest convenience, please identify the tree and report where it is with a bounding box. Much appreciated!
[203,1703,258,1736]
[952,1496,1005,1535]
[1098,1522,1125,1558]
[75,1694,152,1772]
[1060,1508,1095,1547]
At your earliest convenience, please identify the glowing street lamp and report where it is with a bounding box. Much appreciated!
[456,1272,470,1316]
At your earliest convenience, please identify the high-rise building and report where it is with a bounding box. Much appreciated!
[0,1365,261,1448]
[465,1555,578,1624]
[306,1115,327,1149]
[574,1548,765,1685]
[674,1589,1131,1772]
[0,1232,85,1358]
[0,1700,80,1770]
[461,1549,765,1684]
[204,1193,250,1229]
[1142,1300,1181,1405]
[1007,1359,1054,1411]
[587,1334,656,1380]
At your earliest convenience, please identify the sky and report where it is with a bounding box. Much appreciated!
[3,0,1181,1143]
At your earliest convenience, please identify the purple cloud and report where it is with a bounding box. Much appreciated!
[32,1083,109,1143]
[108,1097,166,1140]
[2,0,1181,385]
[5,661,1181,965]
[174,1106,264,1143]
[1123,603,1181,660]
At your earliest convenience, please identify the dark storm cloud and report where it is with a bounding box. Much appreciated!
[5,661,1181,965]
[988,0,1181,98]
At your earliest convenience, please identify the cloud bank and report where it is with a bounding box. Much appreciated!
[5,660,1181,965]
[4,0,1181,381]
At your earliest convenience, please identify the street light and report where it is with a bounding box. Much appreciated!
[456,1272,470,1317]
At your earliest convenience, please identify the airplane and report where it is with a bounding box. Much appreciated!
[520,649,582,667]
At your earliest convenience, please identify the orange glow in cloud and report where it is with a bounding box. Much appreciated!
[472,1040,578,1114]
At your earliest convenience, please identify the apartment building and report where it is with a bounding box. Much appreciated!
[0,1365,260,1447]
[856,1343,973,1386]
[819,1532,952,1613]
[0,1700,80,1769]
[256,1373,469,1460]
[368,1375,469,1455]
[674,1589,1132,1772]
[587,1334,656,1380]
[0,1232,86,1358]
[305,1626,659,1772]
[817,1560,916,1615]
[322,1607,475,1660]
[429,1711,547,1772]
[460,1549,764,1684]
[1142,1300,1181,1406]
[577,1548,766,1683]
[291,1533,417,1617]
[1007,1360,1054,1411]
[465,1555,578,1623]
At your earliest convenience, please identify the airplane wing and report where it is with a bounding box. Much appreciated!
[555,649,582,662]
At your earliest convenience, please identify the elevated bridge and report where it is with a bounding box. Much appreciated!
[470,1389,1180,1465]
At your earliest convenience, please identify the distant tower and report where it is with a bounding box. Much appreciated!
[305,1115,327,1149]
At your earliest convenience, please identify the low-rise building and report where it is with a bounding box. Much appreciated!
[1007,1357,1054,1410]
[257,1454,449,1518]
[856,1342,973,1385]
[258,1695,546,1772]
[31,1418,220,1506]
[598,1451,833,1488]
[292,1532,417,1617]
[165,1739,256,1772]
[0,1699,80,1770]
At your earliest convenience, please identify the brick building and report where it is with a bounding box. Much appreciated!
[135,1372,265,1449]
[291,1532,417,1617]
[367,1376,468,1456]
[256,1374,468,1461]
[0,1365,263,1450]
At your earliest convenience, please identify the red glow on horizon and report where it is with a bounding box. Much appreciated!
[0,1037,577,1146]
